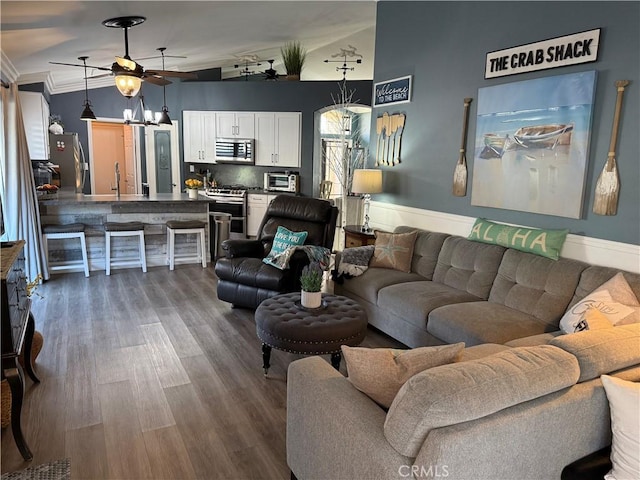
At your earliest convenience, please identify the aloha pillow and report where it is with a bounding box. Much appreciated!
[601,375,640,480]
[262,226,307,269]
[560,272,640,334]
[369,230,418,273]
[341,342,464,408]
[468,218,568,260]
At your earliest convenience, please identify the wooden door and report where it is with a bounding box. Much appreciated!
[91,122,127,194]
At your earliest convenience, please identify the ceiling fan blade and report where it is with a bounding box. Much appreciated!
[88,73,113,79]
[115,56,139,72]
[49,61,111,72]
[135,54,187,61]
[145,69,198,79]
[142,75,171,86]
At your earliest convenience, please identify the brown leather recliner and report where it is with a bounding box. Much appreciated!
[214,195,338,309]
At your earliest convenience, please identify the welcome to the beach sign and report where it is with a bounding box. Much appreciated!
[373,75,412,107]
[485,29,600,79]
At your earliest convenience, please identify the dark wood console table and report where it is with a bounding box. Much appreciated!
[343,225,377,248]
[1,240,40,461]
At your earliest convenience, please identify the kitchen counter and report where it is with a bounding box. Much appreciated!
[38,191,214,205]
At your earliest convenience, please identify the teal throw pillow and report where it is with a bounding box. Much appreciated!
[468,218,568,260]
[263,226,308,269]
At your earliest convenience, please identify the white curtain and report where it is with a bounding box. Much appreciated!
[1,83,47,282]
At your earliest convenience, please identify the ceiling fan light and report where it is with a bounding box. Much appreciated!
[115,74,142,97]
[80,102,96,121]
[158,106,172,125]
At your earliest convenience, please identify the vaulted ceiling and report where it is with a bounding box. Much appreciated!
[1,1,377,93]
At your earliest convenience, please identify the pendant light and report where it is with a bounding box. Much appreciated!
[156,47,172,125]
[79,56,97,120]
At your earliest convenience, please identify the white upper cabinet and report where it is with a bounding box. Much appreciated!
[19,91,50,160]
[183,111,217,163]
[254,112,301,168]
[215,112,255,138]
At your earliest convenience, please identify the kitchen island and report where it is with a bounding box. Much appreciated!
[39,192,215,273]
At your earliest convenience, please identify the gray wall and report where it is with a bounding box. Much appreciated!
[373,1,639,245]
[49,79,372,196]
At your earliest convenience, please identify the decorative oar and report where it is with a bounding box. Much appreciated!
[375,115,383,167]
[453,97,473,197]
[593,80,630,215]
[387,114,399,166]
[382,112,390,165]
[393,114,406,165]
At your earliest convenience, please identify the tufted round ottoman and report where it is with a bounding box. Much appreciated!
[255,292,368,375]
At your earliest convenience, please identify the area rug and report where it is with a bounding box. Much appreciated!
[1,459,70,480]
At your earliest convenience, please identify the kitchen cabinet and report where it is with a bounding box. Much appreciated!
[19,91,50,160]
[215,112,255,138]
[247,194,268,237]
[254,112,301,168]
[183,111,217,163]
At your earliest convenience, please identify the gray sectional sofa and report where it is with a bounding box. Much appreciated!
[334,226,640,348]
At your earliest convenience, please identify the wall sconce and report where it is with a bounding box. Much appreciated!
[79,56,96,121]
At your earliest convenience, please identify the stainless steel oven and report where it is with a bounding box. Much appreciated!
[205,186,247,258]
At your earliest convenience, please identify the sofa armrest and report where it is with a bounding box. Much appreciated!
[221,239,264,258]
[287,357,410,480]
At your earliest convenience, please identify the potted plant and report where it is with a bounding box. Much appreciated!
[300,261,323,308]
[184,178,203,199]
[281,41,307,80]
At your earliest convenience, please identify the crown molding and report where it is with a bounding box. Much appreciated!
[1,50,19,83]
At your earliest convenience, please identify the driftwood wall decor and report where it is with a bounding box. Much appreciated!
[453,97,473,196]
[375,112,406,166]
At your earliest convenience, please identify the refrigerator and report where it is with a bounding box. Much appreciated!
[48,133,88,193]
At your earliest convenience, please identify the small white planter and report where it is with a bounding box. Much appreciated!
[188,189,198,199]
[301,290,322,309]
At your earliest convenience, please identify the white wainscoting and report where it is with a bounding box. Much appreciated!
[369,201,640,274]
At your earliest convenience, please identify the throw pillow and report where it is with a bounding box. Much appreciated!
[560,272,640,334]
[341,342,464,408]
[468,218,568,260]
[601,375,640,480]
[369,230,418,273]
[262,226,307,269]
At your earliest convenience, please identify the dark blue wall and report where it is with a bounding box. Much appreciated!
[49,79,372,196]
[373,1,639,245]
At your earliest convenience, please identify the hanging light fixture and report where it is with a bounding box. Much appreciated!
[156,47,172,125]
[79,56,96,120]
[114,73,142,98]
[122,87,158,127]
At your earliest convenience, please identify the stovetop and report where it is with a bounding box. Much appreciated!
[204,184,263,197]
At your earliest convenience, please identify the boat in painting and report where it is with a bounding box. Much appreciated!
[508,123,574,150]
[479,133,508,158]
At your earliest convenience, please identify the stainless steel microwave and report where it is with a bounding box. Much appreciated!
[264,172,299,193]
[215,138,254,164]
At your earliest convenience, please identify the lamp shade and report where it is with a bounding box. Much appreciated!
[115,74,142,98]
[351,169,383,194]
[80,102,96,121]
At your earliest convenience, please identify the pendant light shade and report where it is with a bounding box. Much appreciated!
[115,73,142,98]
[157,106,172,125]
[79,56,97,121]
[157,47,172,125]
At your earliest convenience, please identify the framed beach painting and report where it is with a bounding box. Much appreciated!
[470,70,597,218]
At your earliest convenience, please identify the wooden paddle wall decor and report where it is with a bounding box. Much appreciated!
[375,112,406,166]
[593,80,630,216]
[453,97,473,196]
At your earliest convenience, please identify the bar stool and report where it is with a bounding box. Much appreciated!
[42,223,90,277]
[166,220,207,271]
[104,222,147,275]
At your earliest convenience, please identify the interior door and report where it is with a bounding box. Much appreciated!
[145,122,180,194]
[90,122,128,194]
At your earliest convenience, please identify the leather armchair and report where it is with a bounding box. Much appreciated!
[215,195,338,309]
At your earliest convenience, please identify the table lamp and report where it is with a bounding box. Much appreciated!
[351,169,383,232]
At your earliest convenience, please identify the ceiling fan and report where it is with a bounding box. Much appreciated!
[49,16,197,97]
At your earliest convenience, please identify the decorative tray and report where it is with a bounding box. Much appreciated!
[294,300,329,312]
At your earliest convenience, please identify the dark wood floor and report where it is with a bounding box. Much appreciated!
[1,264,402,479]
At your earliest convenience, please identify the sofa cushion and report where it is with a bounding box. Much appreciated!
[601,375,640,480]
[468,218,569,260]
[550,323,640,382]
[370,230,418,273]
[432,235,505,299]
[341,342,464,408]
[394,226,450,280]
[336,267,424,305]
[504,331,563,347]
[489,249,587,328]
[427,301,556,346]
[384,345,580,457]
[378,281,481,330]
[459,343,511,361]
[560,272,640,333]
[571,267,640,307]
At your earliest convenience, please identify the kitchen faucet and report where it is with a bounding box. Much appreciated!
[111,162,121,197]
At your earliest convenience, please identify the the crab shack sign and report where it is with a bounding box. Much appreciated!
[485,29,600,79]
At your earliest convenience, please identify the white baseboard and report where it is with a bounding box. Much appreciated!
[369,201,640,274]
